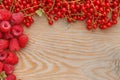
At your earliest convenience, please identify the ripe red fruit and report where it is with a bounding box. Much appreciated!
[112,20,117,24]
[5,51,18,65]
[0,9,12,20]
[4,32,13,39]
[0,51,8,61]
[0,21,11,32]
[48,20,53,25]
[87,19,92,25]
[11,12,24,24]
[18,34,28,48]
[107,22,112,27]
[87,25,92,30]
[93,24,97,29]
[0,32,3,38]
[9,38,20,51]
[4,74,16,80]
[0,61,3,73]
[3,64,14,75]
[12,25,23,37]
[53,16,58,21]
[25,22,31,27]
[0,39,9,51]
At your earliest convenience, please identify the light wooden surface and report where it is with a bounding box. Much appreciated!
[14,16,120,80]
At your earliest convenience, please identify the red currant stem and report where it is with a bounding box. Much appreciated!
[118,5,120,16]
[12,5,15,13]
[20,4,41,12]
[93,16,100,25]
[71,13,84,16]
[67,1,80,3]
[0,0,2,3]
[118,10,120,17]
[90,0,97,13]
[10,0,16,13]
[0,3,5,9]
[75,1,78,4]
[24,13,34,17]
[42,11,51,20]
[77,1,83,5]
[66,15,76,21]
[48,0,55,12]
[31,0,34,3]
[110,8,116,11]
[67,2,71,13]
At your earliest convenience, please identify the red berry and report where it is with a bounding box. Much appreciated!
[11,12,24,24]
[87,19,92,25]
[112,20,117,24]
[112,13,118,20]
[53,16,58,21]
[3,64,14,75]
[5,51,18,65]
[95,0,100,5]
[62,7,67,12]
[103,25,108,29]
[86,3,90,8]
[87,25,92,30]
[0,9,12,20]
[9,38,20,51]
[0,32,3,39]
[0,21,11,32]
[67,18,72,23]
[4,74,16,80]
[25,22,31,27]
[12,25,23,37]
[48,20,53,25]
[18,34,28,48]
[0,39,9,51]
[93,24,97,29]
[107,22,112,27]
[0,61,3,73]
[0,51,8,61]
[4,32,13,39]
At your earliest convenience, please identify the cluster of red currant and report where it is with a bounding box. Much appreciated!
[41,0,120,30]
[0,0,41,27]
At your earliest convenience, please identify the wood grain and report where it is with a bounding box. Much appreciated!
[14,16,120,80]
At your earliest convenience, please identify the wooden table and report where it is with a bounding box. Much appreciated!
[14,16,120,80]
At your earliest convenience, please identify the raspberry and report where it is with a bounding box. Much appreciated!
[5,51,18,65]
[11,12,24,24]
[9,38,20,51]
[0,9,12,21]
[0,51,8,61]
[0,61,3,73]
[4,32,13,39]
[0,31,3,39]
[0,39,9,51]
[3,64,14,75]
[18,34,28,48]
[0,21,11,32]
[12,25,24,37]
[4,74,16,80]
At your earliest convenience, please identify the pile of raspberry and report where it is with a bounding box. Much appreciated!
[0,9,28,80]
